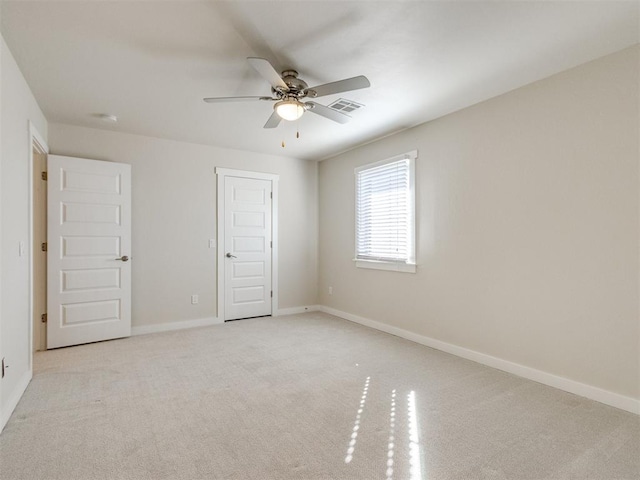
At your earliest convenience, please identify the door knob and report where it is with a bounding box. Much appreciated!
[116,255,129,262]
[226,253,237,258]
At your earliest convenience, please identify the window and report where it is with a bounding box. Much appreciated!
[355,150,416,273]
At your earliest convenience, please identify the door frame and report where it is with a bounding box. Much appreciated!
[215,168,279,321]
[28,122,49,362]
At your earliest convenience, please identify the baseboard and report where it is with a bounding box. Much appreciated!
[1,369,33,433]
[131,317,222,336]
[131,308,324,334]
[318,305,640,415]
[276,305,320,316]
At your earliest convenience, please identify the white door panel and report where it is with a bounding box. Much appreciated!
[224,176,272,320]
[47,155,131,348]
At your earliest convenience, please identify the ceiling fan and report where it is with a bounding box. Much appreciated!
[204,57,370,128]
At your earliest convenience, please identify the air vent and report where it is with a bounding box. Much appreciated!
[328,98,364,114]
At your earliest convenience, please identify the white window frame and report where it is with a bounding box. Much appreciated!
[354,150,417,273]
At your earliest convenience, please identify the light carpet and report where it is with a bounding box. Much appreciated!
[0,312,638,479]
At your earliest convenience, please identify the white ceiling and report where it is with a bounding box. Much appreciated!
[1,1,638,161]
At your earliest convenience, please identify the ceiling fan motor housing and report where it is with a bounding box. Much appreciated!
[273,70,315,99]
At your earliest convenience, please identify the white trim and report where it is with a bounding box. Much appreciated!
[215,167,279,321]
[271,179,279,317]
[131,317,222,336]
[318,305,640,415]
[353,150,417,174]
[355,259,416,273]
[28,122,49,366]
[29,121,48,154]
[276,305,320,316]
[215,167,279,182]
[1,369,32,433]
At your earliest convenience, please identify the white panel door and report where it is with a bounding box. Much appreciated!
[47,155,131,349]
[224,176,272,320]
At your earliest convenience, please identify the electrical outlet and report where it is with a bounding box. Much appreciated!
[328,286,333,295]
[191,295,199,305]
[208,239,215,249]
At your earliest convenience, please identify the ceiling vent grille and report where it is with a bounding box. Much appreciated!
[328,98,364,114]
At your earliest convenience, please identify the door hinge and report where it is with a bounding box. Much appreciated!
[41,313,47,323]
[41,171,47,181]
[270,290,273,298]
[41,242,47,252]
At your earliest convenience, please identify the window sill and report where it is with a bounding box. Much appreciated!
[354,259,416,273]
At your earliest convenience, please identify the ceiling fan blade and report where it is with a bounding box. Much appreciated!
[305,102,350,124]
[247,57,288,91]
[203,96,273,103]
[263,110,282,129]
[305,75,370,98]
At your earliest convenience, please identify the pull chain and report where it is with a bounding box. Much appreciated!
[281,118,301,147]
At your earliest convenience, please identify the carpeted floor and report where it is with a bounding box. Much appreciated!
[0,312,638,480]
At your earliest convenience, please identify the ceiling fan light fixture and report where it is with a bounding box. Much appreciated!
[275,99,305,121]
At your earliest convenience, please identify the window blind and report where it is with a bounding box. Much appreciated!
[356,158,411,263]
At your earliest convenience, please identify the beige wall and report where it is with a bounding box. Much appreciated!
[48,124,318,328]
[1,31,637,426]
[1,36,48,423]
[319,46,639,400]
